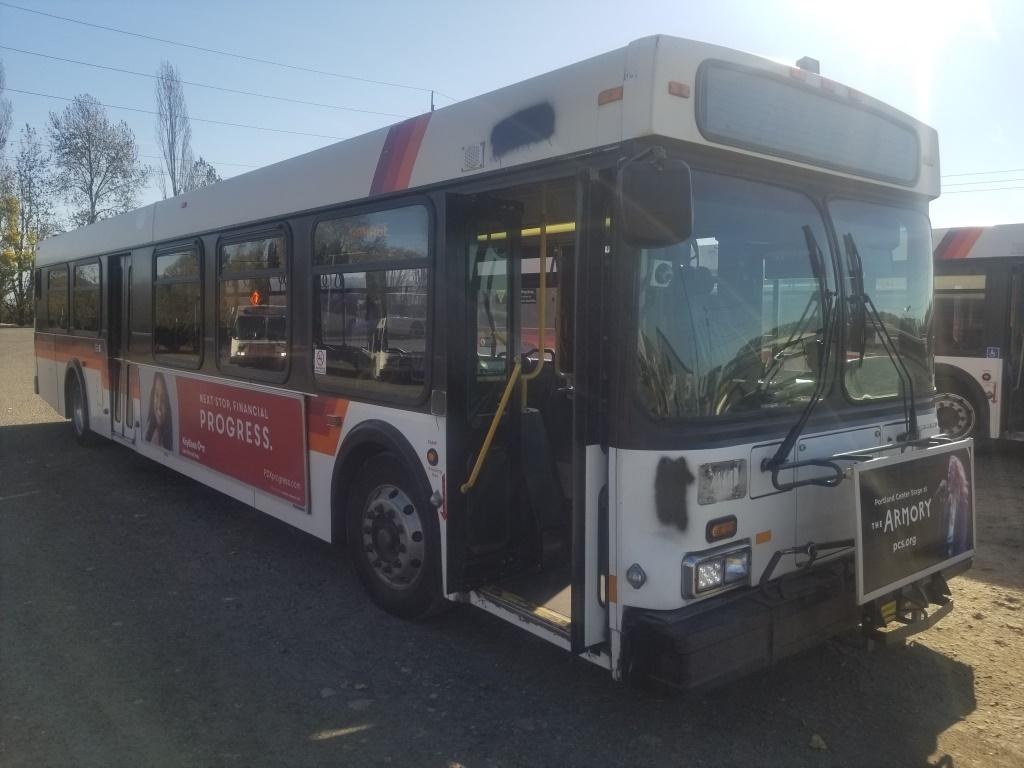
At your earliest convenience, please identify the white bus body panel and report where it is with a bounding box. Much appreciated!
[37,36,938,270]
[935,355,1002,439]
[613,416,939,612]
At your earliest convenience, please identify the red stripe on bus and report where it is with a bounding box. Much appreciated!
[369,114,431,195]
[935,227,984,260]
[371,117,420,194]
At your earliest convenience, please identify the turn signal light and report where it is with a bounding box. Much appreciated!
[668,81,690,98]
[706,515,737,542]
[598,86,623,106]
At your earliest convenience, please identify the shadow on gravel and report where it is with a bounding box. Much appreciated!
[0,419,980,768]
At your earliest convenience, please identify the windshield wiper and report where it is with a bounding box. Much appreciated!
[843,233,919,441]
[762,226,839,490]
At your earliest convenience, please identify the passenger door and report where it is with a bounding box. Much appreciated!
[444,194,524,590]
[1006,266,1024,433]
[109,253,136,441]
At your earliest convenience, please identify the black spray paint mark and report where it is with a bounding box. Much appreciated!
[490,103,556,159]
[655,456,694,531]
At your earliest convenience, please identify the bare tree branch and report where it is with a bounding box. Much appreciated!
[0,125,59,324]
[48,94,149,226]
[0,60,12,157]
[155,60,193,197]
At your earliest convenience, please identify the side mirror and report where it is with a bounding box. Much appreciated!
[617,148,693,248]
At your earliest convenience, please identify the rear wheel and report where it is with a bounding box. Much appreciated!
[347,452,442,619]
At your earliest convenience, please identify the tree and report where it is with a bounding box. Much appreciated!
[0,60,12,157]
[48,94,148,226]
[1,125,57,325]
[187,155,221,190]
[154,60,193,198]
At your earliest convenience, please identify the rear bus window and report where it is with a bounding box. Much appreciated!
[72,261,101,333]
[47,266,69,330]
[313,205,430,400]
[218,232,289,375]
[154,246,202,367]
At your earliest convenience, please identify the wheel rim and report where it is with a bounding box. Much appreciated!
[361,483,425,591]
[72,382,86,435]
[935,392,976,440]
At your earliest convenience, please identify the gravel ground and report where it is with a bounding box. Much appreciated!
[1,326,1022,768]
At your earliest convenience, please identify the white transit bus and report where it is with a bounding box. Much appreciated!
[34,35,975,689]
[933,223,1024,441]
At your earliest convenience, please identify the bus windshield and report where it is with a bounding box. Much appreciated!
[830,199,934,402]
[634,171,833,419]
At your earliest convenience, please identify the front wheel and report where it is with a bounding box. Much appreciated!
[935,390,981,441]
[347,452,442,619]
[67,372,97,445]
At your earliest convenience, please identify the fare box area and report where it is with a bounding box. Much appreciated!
[854,440,975,604]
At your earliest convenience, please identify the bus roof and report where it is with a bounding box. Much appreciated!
[934,224,1024,261]
[37,35,939,267]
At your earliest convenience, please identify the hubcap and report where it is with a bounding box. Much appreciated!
[935,392,975,440]
[361,484,425,591]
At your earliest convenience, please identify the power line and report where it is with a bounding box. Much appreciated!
[0,45,411,119]
[944,177,1024,188]
[7,87,350,141]
[3,151,263,169]
[140,153,259,169]
[0,1,458,103]
[942,186,1024,195]
[942,168,1024,178]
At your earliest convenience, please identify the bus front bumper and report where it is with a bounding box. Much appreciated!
[622,556,968,691]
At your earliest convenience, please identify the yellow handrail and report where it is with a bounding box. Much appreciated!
[460,358,523,494]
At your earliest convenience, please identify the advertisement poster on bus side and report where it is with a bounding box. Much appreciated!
[138,368,307,506]
[855,442,975,604]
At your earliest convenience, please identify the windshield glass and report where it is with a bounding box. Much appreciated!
[830,200,934,401]
[635,171,833,419]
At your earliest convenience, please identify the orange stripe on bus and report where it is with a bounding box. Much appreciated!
[36,334,110,388]
[307,396,350,456]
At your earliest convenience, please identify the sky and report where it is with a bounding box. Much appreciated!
[1,0,1021,228]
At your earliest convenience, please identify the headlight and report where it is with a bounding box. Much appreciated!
[696,559,724,592]
[682,542,751,598]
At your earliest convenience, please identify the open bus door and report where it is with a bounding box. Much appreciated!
[1006,266,1024,435]
[444,194,527,589]
[108,253,136,442]
[444,187,610,657]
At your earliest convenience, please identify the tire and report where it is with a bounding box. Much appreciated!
[934,381,987,442]
[347,452,442,619]
[67,371,98,445]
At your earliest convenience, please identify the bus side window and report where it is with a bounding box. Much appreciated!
[217,232,289,376]
[154,246,202,367]
[312,204,431,402]
[72,261,101,335]
[47,266,69,331]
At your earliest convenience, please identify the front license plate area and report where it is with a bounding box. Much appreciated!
[854,440,975,604]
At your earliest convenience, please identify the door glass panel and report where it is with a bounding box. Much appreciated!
[469,230,511,422]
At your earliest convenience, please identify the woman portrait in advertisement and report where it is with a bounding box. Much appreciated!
[941,454,972,558]
[145,371,174,451]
